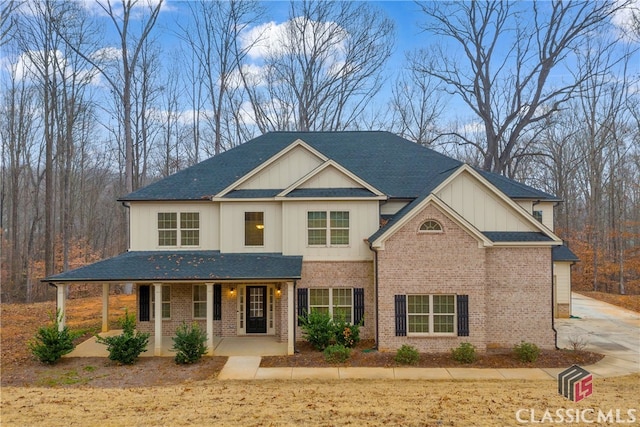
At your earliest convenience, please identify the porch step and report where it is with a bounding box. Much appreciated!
[218,356,261,380]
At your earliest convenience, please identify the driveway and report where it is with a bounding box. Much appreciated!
[555,292,640,377]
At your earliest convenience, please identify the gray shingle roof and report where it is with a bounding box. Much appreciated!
[42,251,303,282]
[552,244,580,262]
[286,188,376,198]
[120,131,556,202]
[483,232,554,242]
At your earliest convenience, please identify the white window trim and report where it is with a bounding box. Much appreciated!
[418,219,443,233]
[306,210,351,247]
[151,285,171,320]
[309,288,354,322]
[157,211,201,248]
[193,284,207,319]
[406,294,456,336]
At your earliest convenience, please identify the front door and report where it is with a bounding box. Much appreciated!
[246,286,267,333]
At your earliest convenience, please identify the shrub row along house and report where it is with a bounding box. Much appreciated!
[43,132,578,355]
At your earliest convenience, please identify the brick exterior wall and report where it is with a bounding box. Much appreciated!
[136,283,287,340]
[485,247,555,349]
[376,203,555,352]
[377,204,487,352]
[295,261,375,342]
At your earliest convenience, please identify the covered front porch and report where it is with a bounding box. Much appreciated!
[67,333,288,357]
[42,250,303,357]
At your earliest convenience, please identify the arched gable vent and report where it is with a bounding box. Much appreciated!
[419,219,443,232]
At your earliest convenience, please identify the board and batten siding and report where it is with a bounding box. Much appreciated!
[237,145,323,190]
[436,171,536,232]
[554,262,572,305]
[298,165,361,189]
[219,202,283,253]
[129,201,218,251]
[282,200,378,261]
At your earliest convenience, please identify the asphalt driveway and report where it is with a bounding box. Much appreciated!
[555,292,640,377]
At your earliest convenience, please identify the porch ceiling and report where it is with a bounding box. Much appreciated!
[42,251,303,283]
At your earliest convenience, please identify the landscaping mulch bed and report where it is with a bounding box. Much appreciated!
[260,340,604,369]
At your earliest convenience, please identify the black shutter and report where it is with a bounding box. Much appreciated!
[139,285,150,322]
[395,295,406,336]
[213,284,222,320]
[297,288,308,326]
[457,294,469,337]
[353,288,365,325]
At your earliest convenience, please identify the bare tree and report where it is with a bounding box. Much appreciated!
[244,0,395,132]
[178,0,262,155]
[415,0,628,177]
[0,0,21,47]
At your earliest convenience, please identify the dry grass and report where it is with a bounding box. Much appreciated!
[2,375,639,426]
[577,291,640,313]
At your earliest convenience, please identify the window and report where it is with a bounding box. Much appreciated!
[407,294,455,335]
[193,285,207,319]
[151,285,171,319]
[245,212,264,246]
[158,212,199,247]
[309,288,353,322]
[419,219,443,232]
[533,210,543,223]
[307,211,349,246]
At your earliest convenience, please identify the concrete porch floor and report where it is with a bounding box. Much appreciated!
[67,331,288,358]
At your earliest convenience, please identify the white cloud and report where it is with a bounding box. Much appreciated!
[240,17,347,61]
[612,0,640,42]
[91,47,121,62]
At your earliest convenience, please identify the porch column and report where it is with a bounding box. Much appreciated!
[56,283,67,331]
[153,283,163,356]
[102,283,110,333]
[206,282,214,355]
[287,281,294,355]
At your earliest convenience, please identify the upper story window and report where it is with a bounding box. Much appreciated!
[533,210,543,223]
[419,219,443,232]
[307,211,349,246]
[245,212,264,246]
[158,212,200,247]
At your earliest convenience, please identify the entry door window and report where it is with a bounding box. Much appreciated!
[246,286,267,333]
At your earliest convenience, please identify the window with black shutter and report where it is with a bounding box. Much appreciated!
[297,288,308,326]
[353,288,365,325]
[457,294,469,336]
[139,285,150,322]
[213,284,222,320]
[395,294,407,336]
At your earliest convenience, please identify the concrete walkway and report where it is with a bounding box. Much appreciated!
[219,293,639,380]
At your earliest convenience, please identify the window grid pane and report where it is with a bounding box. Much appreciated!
[307,212,327,245]
[158,213,177,246]
[433,295,455,314]
[433,315,455,333]
[181,230,199,246]
[408,315,429,333]
[330,211,349,245]
[193,285,206,318]
[332,289,352,322]
[309,289,329,306]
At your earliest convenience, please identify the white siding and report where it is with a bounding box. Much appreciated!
[219,202,282,253]
[380,200,409,215]
[129,201,218,251]
[436,172,536,232]
[299,165,361,188]
[535,202,555,231]
[282,200,378,261]
[554,262,572,304]
[238,145,323,190]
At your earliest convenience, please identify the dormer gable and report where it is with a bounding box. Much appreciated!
[215,139,326,197]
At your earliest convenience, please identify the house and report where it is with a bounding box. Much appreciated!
[43,131,578,355]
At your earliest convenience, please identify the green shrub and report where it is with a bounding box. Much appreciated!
[394,344,420,365]
[513,341,540,363]
[29,310,81,364]
[451,342,476,364]
[333,316,361,348]
[172,322,208,364]
[323,344,351,363]
[299,310,335,351]
[96,310,149,365]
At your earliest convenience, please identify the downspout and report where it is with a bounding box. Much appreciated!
[551,249,558,350]
[367,241,379,351]
[293,280,298,353]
